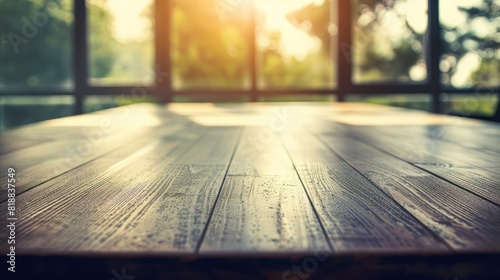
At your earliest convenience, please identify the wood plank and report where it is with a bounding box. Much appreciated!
[485,167,500,174]
[281,132,448,253]
[1,125,82,140]
[0,122,91,155]
[0,102,202,202]
[414,166,500,206]
[0,134,51,155]
[344,126,500,169]
[384,125,500,154]
[0,129,237,253]
[200,128,330,253]
[1,102,499,258]
[1,124,204,249]
[334,125,500,202]
[318,133,500,251]
[0,126,154,202]
[88,127,241,252]
[361,125,500,165]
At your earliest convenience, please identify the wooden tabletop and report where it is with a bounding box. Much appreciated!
[1,102,499,277]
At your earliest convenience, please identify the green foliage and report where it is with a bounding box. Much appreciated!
[0,0,120,86]
[352,0,424,82]
[442,0,500,87]
[0,0,73,87]
[0,0,497,127]
[286,1,332,53]
[88,1,117,78]
[259,0,334,89]
[172,0,249,89]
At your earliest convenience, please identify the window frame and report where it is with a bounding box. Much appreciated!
[0,0,498,115]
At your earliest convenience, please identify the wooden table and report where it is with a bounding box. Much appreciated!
[1,103,499,279]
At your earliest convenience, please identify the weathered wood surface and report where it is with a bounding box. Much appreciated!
[281,133,448,253]
[0,102,499,256]
[317,133,500,251]
[201,128,330,253]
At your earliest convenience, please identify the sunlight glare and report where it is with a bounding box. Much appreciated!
[451,52,482,87]
[394,0,427,34]
[107,0,152,43]
[440,0,483,27]
[256,0,326,59]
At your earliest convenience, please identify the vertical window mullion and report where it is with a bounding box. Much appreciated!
[428,0,441,113]
[155,0,172,103]
[336,0,352,102]
[73,0,88,114]
[249,0,257,102]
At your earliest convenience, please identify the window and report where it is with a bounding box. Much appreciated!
[257,0,337,89]
[87,0,154,86]
[439,0,500,89]
[0,96,74,130]
[441,93,499,117]
[84,95,154,113]
[0,0,73,90]
[347,94,431,111]
[353,0,428,83]
[172,0,250,90]
[0,0,498,130]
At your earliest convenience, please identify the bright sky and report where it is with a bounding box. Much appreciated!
[106,0,152,42]
[103,0,497,85]
[104,0,326,57]
[440,0,484,27]
[255,0,326,59]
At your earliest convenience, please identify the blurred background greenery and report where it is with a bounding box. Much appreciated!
[0,0,498,130]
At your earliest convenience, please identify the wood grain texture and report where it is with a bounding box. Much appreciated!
[353,127,500,168]
[0,125,212,253]
[91,127,240,253]
[345,127,500,169]
[200,128,330,253]
[319,133,500,251]
[379,125,500,154]
[0,126,152,202]
[1,103,499,257]
[0,103,203,201]
[2,127,240,253]
[0,135,50,155]
[415,165,500,206]
[281,132,447,253]
[339,124,500,204]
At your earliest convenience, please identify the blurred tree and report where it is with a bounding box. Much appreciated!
[350,0,424,82]
[172,0,249,89]
[87,0,153,84]
[441,0,500,88]
[258,0,334,89]
[1,0,496,95]
[286,1,332,54]
[0,0,118,87]
[87,0,117,79]
[0,0,73,87]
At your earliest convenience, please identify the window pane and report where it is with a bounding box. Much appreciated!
[259,95,334,102]
[0,0,73,89]
[353,0,428,83]
[346,94,431,111]
[84,95,154,113]
[0,96,74,130]
[442,93,498,117]
[172,0,250,90]
[172,94,249,103]
[87,0,154,86]
[256,0,336,89]
[440,0,500,88]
